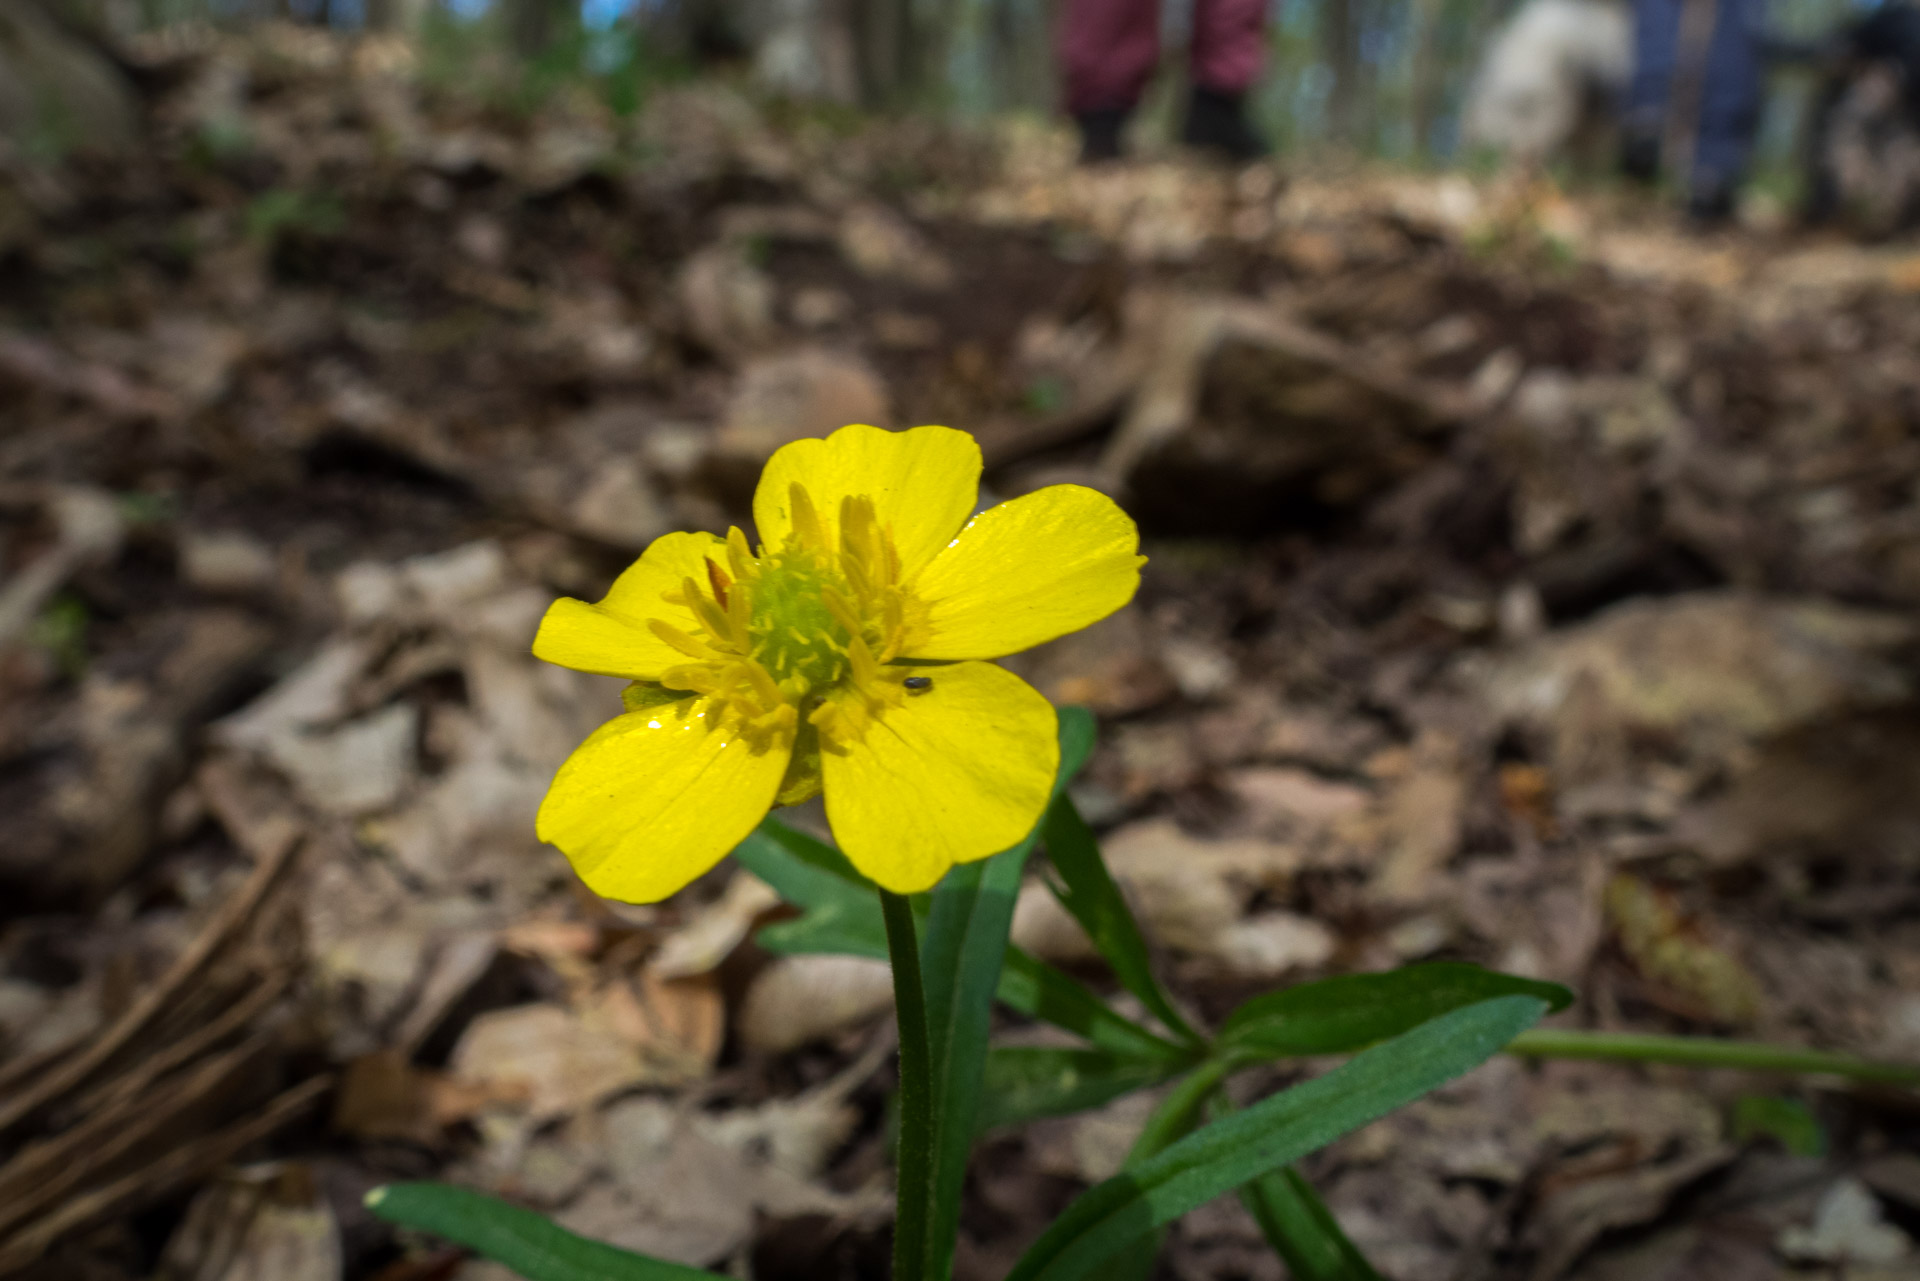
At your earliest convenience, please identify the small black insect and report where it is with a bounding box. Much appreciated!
[903,675,933,694]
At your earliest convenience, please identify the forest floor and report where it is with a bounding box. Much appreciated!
[5,23,1920,1281]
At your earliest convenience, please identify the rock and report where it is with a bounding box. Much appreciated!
[1779,1179,1913,1265]
[678,244,778,361]
[837,203,955,290]
[871,311,942,350]
[712,349,890,485]
[568,458,672,551]
[789,286,854,329]
[179,529,277,594]
[1472,592,1916,756]
[1160,637,1238,702]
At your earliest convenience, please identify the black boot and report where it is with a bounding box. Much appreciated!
[1620,128,1661,184]
[1180,86,1268,161]
[1686,172,1739,226]
[1075,108,1130,164]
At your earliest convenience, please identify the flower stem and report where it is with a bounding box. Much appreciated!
[881,889,933,1281]
[1507,1028,1920,1085]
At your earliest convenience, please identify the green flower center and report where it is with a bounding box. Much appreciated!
[747,547,853,694]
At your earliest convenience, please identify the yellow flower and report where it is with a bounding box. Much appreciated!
[531,424,1144,900]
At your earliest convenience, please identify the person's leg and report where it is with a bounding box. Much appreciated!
[1057,0,1162,160]
[1622,0,1684,180]
[1183,0,1269,159]
[1688,0,1765,219]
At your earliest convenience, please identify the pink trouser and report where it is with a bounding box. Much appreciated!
[1057,0,1268,114]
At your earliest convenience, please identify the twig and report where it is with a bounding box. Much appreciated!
[0,1034,273,1239]
[0,765,301,1135]
[0,1075,332,1276]
[70,970,289,1121]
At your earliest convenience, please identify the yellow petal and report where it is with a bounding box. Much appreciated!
[537,697,790,903]
[753,425,980,577]
[532,531,726,680]
[909,484,1144,660]
[823,662,1057,893]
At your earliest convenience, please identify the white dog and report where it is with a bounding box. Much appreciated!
[1463,0,1634,164]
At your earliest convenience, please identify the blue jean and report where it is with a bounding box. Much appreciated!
[1628,0,1767,190]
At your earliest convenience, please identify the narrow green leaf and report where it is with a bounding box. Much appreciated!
[1239,1167,1383,1281]
[735,706,1096,965]
[1732,1095,1826,1157]
[1041,797,1201,1046]
[1098,1058,1236,1281]
[882,890,937,1281]
[734,831,1187,1065]
[1005,995,1548,1281]
[885,705,1103,1281]
[1054,704,1099,784]
[733,821,887,959]
[921,843,1032,1281]
[997,948,1194,1063]
[754,814,865,883]
[1208,1076,1381,1278]
[366,1183,724,1281]
[1218,963,1573,1059]
[976,1048,1185,1134]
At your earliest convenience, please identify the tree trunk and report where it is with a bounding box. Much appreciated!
[364,0,431,32]
[0,0,139,156]
[1407,0,1445,158]
[502,0,566,58]
[854,0,940,109]
[1322,0,1360,147]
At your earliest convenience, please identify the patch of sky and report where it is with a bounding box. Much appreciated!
[583,0,642,30]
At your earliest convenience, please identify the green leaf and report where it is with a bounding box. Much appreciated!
[1732,1095,1826,1157]
[1054,704,1099,785]
[916,706,1100,1281]
[1218,963,1573,1059]
[734,826,1188,1066]
[734,705,1097,965]
[1207,1072,1382,1278]
[366,1183,724,1281]
[1041,797,1201,1046]
[733,822,887,959]
[998,948,1194,1063]
[920,845,1031,1281]
[1004,995,1549,1281]
[1240,1166,1383,1280]
[1084,1057,1237,1281]
[882,890,937,1281]
[976,1048,1184,1134]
